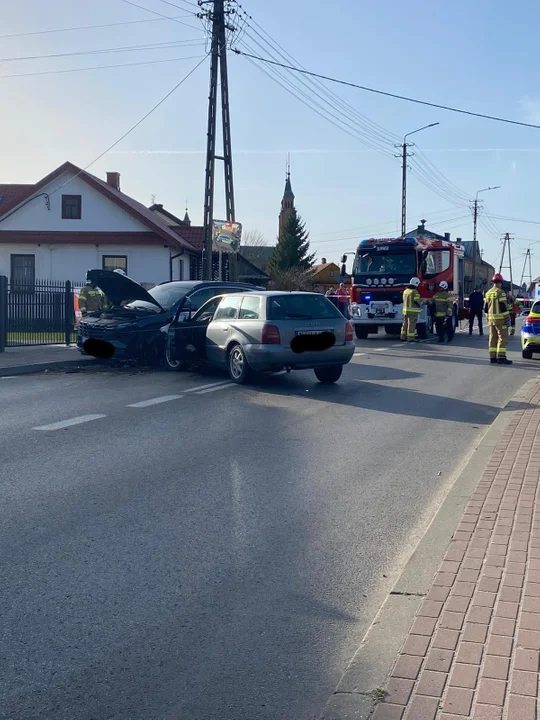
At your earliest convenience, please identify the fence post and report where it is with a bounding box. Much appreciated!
[0,275,7,352]
[64,280,73,346]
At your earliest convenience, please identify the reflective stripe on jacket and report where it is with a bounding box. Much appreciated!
[79,287,104,314]
[432,291,453,318]
[402,287,422,315]
[485,287,509,323]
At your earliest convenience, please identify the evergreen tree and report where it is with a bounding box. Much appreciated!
[268,210,315,276]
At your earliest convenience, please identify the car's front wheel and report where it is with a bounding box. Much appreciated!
[228,343,254,384]
[523,348,533,360]
[314,365,343,384]
[164,338,187,371]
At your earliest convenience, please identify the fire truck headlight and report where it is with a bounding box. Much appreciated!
[350,303,361,316]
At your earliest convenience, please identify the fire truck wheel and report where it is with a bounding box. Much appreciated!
[354,326,369,340]
[416,323,428,340]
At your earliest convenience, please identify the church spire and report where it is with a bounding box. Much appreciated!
[279,155,295,237]
[183,201,191,226]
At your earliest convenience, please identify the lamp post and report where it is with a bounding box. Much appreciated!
[399,123,440,237]
[472,186,500,288]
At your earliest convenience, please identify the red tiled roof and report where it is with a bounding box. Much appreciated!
[0,184,35,215]
[172,225,205,251]
[311,262,340,275]
[0,162,198,253]
[0,231,167,245]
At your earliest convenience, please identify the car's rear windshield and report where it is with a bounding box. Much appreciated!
[267,294,343,320]
[126,284,193,311]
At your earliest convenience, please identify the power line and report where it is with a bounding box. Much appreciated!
[47,54,209,198]
[0,15,194,39]
[232,49,540,130]
[488,214,540,226]
[0,53,207,80]
[0,39,206,64]
[118,0,201,31]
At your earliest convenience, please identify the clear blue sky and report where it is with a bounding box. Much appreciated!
[4,0,540,278]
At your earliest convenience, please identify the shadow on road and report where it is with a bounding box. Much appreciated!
[246,364,525,426]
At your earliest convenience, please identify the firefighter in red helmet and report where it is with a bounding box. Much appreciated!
[484,273,512,365]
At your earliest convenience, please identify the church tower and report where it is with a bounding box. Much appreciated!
[278,160,295,238]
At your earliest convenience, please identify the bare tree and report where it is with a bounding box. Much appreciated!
[268,267,313,292]
[242,229,267,247]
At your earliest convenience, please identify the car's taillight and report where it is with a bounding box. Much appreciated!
[262,324,281,344]
[345,322,353,342]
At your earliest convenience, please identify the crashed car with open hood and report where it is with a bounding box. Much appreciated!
[77,269,262,364]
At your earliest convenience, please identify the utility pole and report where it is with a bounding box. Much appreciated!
[396,123,439,238]
[201,0,237,281]
[499,232,514,291]
[472,186,500,289]
[520,248,533,294]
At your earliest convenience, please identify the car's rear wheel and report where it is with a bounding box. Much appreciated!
[523,348,533,360]
[314,365,343,384]
[355,326,368,339]
[164,338,187,371]
[228,343,254,384]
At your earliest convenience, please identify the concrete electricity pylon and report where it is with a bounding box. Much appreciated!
[200,0,237,281]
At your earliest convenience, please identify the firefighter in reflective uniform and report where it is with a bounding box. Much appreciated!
[485,273,513,365]
[432,280,454,344]
[78,278,104,317]
[401,277,423,342]
[509,295,520,336]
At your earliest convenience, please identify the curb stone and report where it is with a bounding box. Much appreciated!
[317,376,539,720]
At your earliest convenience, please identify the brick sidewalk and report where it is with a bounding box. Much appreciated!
[373,378,540,720]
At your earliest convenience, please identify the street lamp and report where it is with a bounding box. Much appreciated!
[400,122,440,237]
[472,186,501,287]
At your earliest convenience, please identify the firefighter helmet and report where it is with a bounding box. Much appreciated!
[492,273,503,283]
[410,277,421,287]
[439,281,448,290]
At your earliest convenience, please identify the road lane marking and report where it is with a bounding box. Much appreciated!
[127,395,183,407]
[195,383,235,394]
[183,380,232,393]
[33,414,107,431]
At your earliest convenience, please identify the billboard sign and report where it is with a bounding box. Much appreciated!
[213,220,242,253]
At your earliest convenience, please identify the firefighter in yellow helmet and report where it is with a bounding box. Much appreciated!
[78,277,105,317]
[401,277,424,342]
[485,273,512,365]
[432,280,454,344]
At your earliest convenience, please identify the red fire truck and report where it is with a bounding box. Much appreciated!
[344,235,465,339]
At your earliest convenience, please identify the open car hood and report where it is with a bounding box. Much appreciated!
[86,269,164,310]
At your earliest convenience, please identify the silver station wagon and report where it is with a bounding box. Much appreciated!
[164,291,356,384]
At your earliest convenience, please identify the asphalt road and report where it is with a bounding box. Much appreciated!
[1,329,537,720]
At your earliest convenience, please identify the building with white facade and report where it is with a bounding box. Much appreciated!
[0,161,199,286]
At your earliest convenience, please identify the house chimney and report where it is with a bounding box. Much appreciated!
[456,237,462,242]
[106,172,120,191]
[444,232,450,241]
[321,257,327,264]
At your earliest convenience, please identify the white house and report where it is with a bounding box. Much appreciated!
[0,161,199,286]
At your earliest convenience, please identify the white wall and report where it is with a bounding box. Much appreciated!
[0,171,149,232]
[0,243,171,285]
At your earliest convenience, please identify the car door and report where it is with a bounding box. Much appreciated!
[206,295,243,366]
[169,296,222,364]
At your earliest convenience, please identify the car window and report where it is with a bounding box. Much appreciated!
[193,296,222,321]
[239,295,261,320]
[268,294,343,320]
[214,295,242,320]
[188,287,220,311]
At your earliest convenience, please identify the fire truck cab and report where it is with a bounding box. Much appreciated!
[346,235,465,340]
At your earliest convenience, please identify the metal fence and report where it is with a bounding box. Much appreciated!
[0,276,84,349]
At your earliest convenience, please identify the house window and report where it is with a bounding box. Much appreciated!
[102,256,128,273]
[11,254,35,290]
[62,195,82,219]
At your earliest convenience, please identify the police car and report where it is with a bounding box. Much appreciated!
[521,300,540,359]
